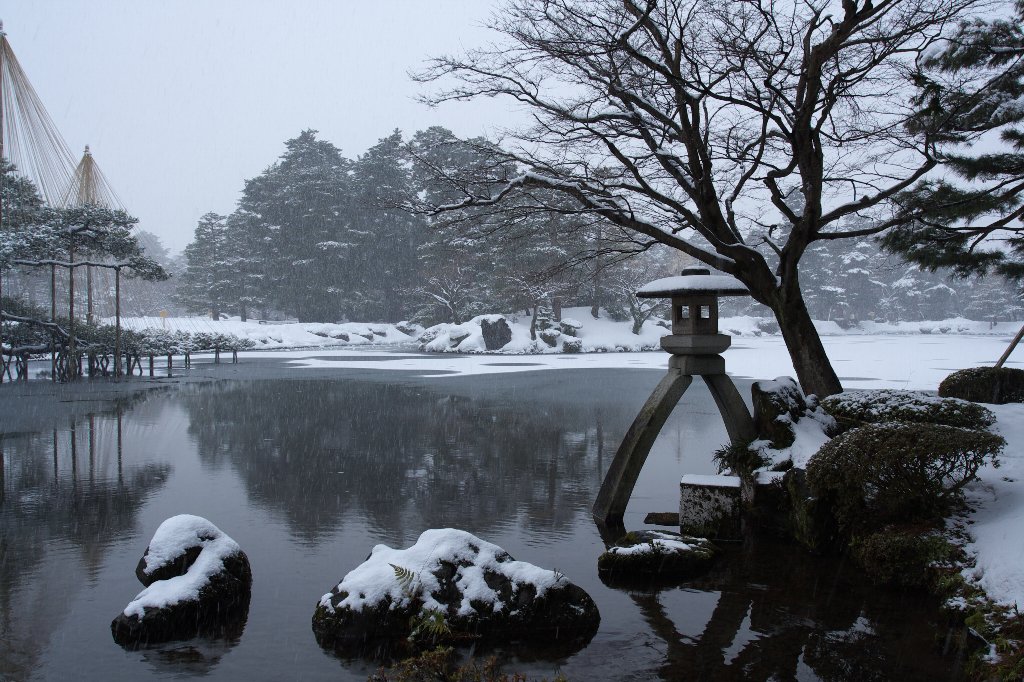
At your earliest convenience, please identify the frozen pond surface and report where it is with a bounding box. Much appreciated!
[0,349,986,680]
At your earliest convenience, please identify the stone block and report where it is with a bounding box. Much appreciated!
[667,354,725,375]
[660,333,731,355]
[679,474,742,540]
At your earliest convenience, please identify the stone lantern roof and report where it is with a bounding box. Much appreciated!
[637,268,749,298]
[637,268,749,344]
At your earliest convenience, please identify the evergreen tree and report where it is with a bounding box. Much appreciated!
[885,0,1024,280]
[239,130,355,321]
[350,130,425,321]
[176,212,234,319]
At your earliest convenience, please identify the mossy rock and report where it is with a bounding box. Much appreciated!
[939,367,1024,405]
[597,531,717,585]
[820,389,995,434]
[850,526,954,588]
[806,422,1004,536]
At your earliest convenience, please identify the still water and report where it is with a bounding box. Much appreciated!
[0,368,966,680]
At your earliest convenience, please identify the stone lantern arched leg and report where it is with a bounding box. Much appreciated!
[592,370,753,527]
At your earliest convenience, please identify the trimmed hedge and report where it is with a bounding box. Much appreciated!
[939,367,1024,405]
[806,422,1004,534]
[850,526,955,588]
[820,389,995,434]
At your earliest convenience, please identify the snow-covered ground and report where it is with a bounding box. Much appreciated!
[963,404,1024,612]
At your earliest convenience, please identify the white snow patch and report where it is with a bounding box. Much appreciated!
[680,474,741,488]
[960,403,1024,610]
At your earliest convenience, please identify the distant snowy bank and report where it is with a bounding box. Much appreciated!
[116,308,1022,354]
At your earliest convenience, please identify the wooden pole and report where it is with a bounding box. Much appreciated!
[86,265,94,325]
[114,268,121,377]
[995,322,1024,370]
[0,31,6,385]
[68,237,76,378]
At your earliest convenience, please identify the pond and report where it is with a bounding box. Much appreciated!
[0,365,968,680]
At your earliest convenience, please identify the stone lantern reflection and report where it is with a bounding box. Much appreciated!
[593,267,756,526]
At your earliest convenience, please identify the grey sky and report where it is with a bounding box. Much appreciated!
[3,0,521,254]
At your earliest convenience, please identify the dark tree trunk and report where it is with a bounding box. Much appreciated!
[211,307,220,321]
[239,305,248,323]
[771,290,843,397]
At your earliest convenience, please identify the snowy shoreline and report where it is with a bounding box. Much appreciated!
[113,308,1023,355]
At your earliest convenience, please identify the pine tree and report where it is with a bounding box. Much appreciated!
[176,212,234,319]
[239,130,355,321]
[350,130,426,321]
[885,0,1024,281]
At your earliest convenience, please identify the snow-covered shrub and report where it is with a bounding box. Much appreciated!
[755,318,780,335]
[538,328,561,347]
[562,338,582,354]
[558,318,582,337]
[820,389,996,434]
[850,526,954,588]
[939,367,1024,405]
[806,422,1004,534]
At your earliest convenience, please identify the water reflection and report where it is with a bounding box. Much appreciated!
[180,380,619,543]
[610,536,965,681]
[0,373,973,680]
[0,397,170,680]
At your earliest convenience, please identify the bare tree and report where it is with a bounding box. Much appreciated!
[415,0,984,396]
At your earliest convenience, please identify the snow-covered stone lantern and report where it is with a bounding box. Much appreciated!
[593,267,757,529]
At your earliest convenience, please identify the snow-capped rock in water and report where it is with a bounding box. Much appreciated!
[111,515,252,646]
[597,530,717,585]
[312,528,599,652]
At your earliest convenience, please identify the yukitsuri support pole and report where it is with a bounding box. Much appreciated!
[995,322,1024,370]
[50,264,56,380]
[114,268,121,377]
[68,238,76,379]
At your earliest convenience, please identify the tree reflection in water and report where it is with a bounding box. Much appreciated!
[0,396,170,680]
[181,379,617,543]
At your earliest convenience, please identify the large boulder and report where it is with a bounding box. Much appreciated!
[751,376,836,449]
[751,377,807,448]
[111,515,252,646]
[312,529,599,652]
[479,316,512,350]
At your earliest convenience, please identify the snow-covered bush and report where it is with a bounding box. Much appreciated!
[806,422,1004,534]
[820,389,996,434]
[939,367,1024,405]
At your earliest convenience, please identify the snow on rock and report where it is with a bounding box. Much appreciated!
[111,515,252,646]
[312,528,599,650]
[749,377,836,459]
[960,404,1024,610]
[597,530,717,584]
